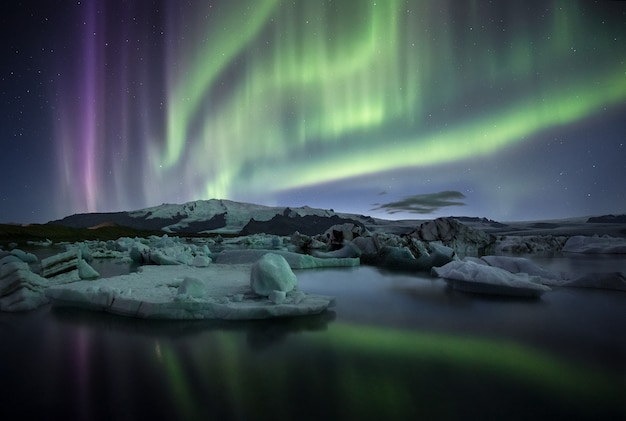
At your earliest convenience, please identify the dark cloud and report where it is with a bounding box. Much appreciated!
[372,191,466,214]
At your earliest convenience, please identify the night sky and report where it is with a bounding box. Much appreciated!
[1,0,625,224]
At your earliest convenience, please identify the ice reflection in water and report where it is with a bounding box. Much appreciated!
[0,254,624,420]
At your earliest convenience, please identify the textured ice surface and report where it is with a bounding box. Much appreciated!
[0,255,49,311]
[434,255,626,293]
[562,235,626,254]
[45,264,334,320]
[215,249,359,269]
[250,253,297,296]
[432,259,551,297]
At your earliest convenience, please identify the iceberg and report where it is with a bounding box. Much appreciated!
[250,253,297,296]
[0,255,49,311]
[215,249,359,269]
[481,255,626,291]
[45,264,334,320]
[495,235,568,254]
[432,259,551,297]
[562,235,626,254]
[436,255,626,292]
[41,248,100,284]
[411,217,496,258]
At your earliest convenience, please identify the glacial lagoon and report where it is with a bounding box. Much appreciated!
[0,252,624,420]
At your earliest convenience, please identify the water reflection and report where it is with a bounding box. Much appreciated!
[35,304,623,420]
[1,254,625,420]
[52,306,336,351]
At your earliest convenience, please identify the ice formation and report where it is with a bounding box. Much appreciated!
[495,235,568,254]
[562,235,626,254]
[3,210,626,315]
[250,253,298,296]
[434,255,626,293]
[0,254,49,311]
[45,265,334,320]
[215,249,359,269]
[41,248,100,284]
[431,259,552,297]
[411,217,496,258]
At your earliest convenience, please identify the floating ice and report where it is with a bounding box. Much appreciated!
[562,235,626,254]
[10,249,38,264]
[45,264,334,320]
[432,259,552,297]
[41,248,100,284]
[495,235,568,254]
[250,253,297,296]
[215,249,359,269]
[440,255,626,292]
[0,255,49,311]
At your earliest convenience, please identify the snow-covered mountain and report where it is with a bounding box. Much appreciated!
[51,199,374,235]
[44,200,626,238]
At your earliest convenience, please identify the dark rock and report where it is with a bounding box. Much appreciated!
[322,223,369,249]
[360,243,454,272]
[51,211,186,231]
[529,222,560,229]
[587,214,626,224]
[239,214,365,236]
[411,217,495,258]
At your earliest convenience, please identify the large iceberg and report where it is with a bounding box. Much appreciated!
[495,235,568,254]
[434,255,626,293]
[0,255,49,311]
[432,259,551,297]
[250,253,298,297]
[480,255,626,291]
[41,248,100,284]
[411,217,496,258]
[562,235,626,254]
[45,264,334,320]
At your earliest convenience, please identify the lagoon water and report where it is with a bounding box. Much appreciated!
[1,253,624,420]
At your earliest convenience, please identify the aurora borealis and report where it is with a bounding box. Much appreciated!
[1,0,625,223]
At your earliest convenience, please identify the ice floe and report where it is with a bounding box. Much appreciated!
[433,255,626,294]
[432,259,552,297]
[45,264,334,320]
[41,248,100,284]
[250,253,298,296]
[0,255,49,311]
[215,249,359,269]
[411,217,496,258]
[562,235,626,254]
[495,235,568,254]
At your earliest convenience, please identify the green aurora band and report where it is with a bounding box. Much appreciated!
[148,0,626,206]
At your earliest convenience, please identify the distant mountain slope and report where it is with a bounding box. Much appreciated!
[587,214,626,224]
[0,223,165,244]
[240,213,366,236]
[50,199,368,235]
[51,211,183,231]
[39,202,626,239]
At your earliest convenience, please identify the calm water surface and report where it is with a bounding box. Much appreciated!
[0,252,624,420]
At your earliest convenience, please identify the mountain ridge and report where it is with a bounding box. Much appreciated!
[48,199,626,238]
[50,199,371,235]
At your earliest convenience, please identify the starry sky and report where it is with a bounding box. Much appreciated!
[1,0,625,224]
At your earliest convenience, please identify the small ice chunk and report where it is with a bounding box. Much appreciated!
[290,290,306,304]
[192,255,211,267]
[250,253,297,296]
[177,277,206,298]
[78,259,100,280]
[269,290,286,304]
